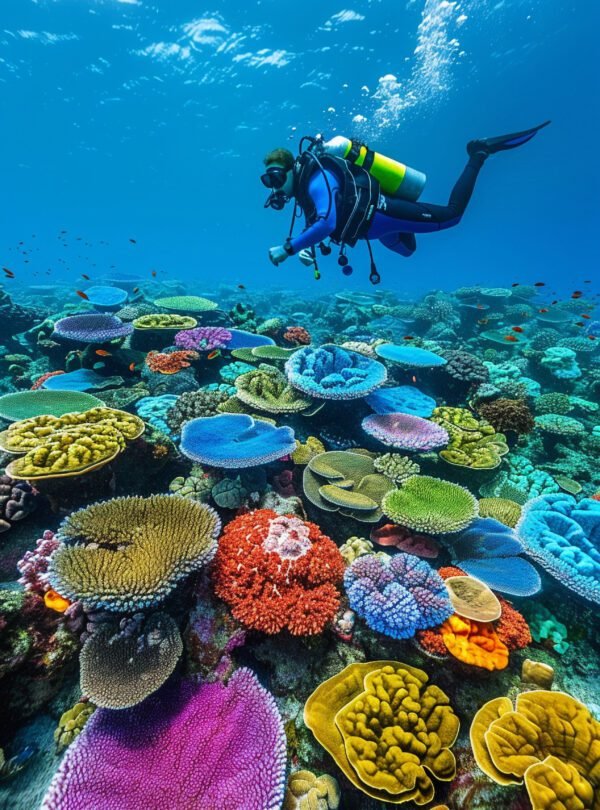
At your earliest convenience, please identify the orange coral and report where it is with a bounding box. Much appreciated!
[145,350,199,375]
[283,326,311,346]
[31,370,65,390]
[441,614,509,671]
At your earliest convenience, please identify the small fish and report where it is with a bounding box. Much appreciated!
[207,350,221,360]
[237,284,246,290]
[129,238,137,244]
[572,291,583,298]
[151,270,157,278]
[575,322,584,327]
[551,300,558,305]
[411,375,417,383]
[95,349,112,357]
[81,274,90,280]
[538,308,549,313]
[582,314,591,319]
[584,280,591,283]
[588,335,596,341]
[511,282,520,287]
[402,335,415,341]
[75,290,89,300]
[477,318,489,325]
[504,335,519,342]
[511,326,524,333]
[534,282,545,287]
[2,267,15,278]
[129,362,136,372]
[132,287,140,294]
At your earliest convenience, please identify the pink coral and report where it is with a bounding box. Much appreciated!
[362,413,449,450]
[370,524,440,558]
[17,530,59,595]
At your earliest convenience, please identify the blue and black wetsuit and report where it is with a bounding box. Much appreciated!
[289,153,486,258]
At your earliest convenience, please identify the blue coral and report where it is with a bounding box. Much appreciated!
[448,517,541,596]
[285,343,386,400]
[226,329,275,350]
[43,368,123,392]
[136,395,179,437]
[343,553,452,639]
[84,286,128,312]
[517,494,600,605]
[366,385,436,417]
[374,344,447,368]
[180,413,296,468]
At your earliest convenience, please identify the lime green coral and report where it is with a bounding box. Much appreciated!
[478,498,522,527]
[292,436,326,465]
[235,364,312,413]
[133,313,197,330]
[154,295,217,313]
[54,701,96,751]
[373,453,420,484]
[304,661,459,805]
[283,770,341,810]
[339,536,374,564]
[382,475,478,533]
[0,390,103,422]
[49,494,220,611]
[431,407,508,470]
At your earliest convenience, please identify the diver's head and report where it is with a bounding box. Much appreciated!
[262,147,295,209]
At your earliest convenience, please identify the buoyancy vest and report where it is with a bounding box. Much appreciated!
[292,152,380,247]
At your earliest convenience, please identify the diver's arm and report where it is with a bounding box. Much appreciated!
[288,171,338,254]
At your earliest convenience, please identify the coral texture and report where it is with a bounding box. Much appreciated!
[382,476,478,533]
[362,413,449,451]
[286,344,387,400]
[174,325,231,351]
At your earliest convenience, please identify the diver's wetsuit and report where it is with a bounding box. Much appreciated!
[289,153,486,257]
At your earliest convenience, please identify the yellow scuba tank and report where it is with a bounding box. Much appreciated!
[320,135,426,201]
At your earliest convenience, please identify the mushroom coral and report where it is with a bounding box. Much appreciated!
[304,661,459,805]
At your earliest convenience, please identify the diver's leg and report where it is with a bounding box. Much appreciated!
[379,232,417,256]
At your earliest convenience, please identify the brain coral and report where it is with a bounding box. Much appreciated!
[362,413,449,451]
[42,668,286,810]
[517,494,600,605]
[304,661,459,805]
[344,553,453,639]
[283,770,340,810]
[181,414,296,468]
[80,612,182,709]
[49,495,220,611]
[382,476,478,534]
[235,364,313,413]
[470,690,600,809]
[285,344,387,400]
[213,510,345,635]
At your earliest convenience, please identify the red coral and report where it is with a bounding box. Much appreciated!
[495,598,531,651]
[415,627,449,658]
[145,350,199,375]
[283,326,311,346]
[31,370,65,390]
[212,509,345,635]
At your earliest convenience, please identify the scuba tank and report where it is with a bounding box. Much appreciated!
[319,135,426,202]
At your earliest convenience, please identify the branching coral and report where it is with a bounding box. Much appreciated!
[212,510,345,635]
[283,326,311,346]
[166,389,229,433]
[304,661,459,805]
[373,453,421,484]
[173,326,231,351]
[49,495,220,611]
[145,349,199,375]
[154,295,218,313]
[476,398,535,435]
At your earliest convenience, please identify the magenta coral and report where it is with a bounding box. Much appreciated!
[17,530,59,595]
[174,326,232,352]
[361,413,449,451]
[42,669,286,810]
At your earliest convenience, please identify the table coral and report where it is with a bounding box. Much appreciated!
[304,661,459,805]
[49,494,220,611]
[286,344,387,400]
[344,553,452,639]
[80,612,183,709]
[0,390,103,421]
[154,294,218,312]
[366,385,436,417]
[382,476,478,534]
[53,313,133,343]
[362,413,449,451]
[375,344,447,368]
[236,364,313,413]
[42,669,286,810]
[478,497,522,528]
[517,494,600,604]
[470,690,600,809]
[213,510,345,635]
[181,413,296,468]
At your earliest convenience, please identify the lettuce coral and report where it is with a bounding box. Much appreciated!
[382,476,478,534]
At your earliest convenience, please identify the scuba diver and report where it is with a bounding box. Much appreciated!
[263,122,550,284]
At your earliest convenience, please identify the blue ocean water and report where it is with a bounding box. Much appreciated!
[1,0,598,295]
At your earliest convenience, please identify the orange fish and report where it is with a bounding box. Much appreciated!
[534,282,545,287]
[2,267,15,278]
[588,335,596,341]
[403,336,415,341]
[504,335,518,342]
[581,314,591,319]
[44,589,71,613]
[476,304,485,309]
[538,308,549,313]
[511,326,524,333]
[207,350,221,360]
[81,273,90,280]
[151,270,157,278]
[129,362,136,372]
[75,290,89,300]
[95,349,111,357]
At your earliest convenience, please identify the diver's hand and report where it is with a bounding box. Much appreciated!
[298,249,315,267]
[269,245,288,266]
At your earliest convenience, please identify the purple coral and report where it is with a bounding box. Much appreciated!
[42,669,286,810]
[344,553,452,639]
[174,326,232,352]
[0,475,38,532]
[53,313,133,343]
[17,530,59,594]
[361,413,449,451]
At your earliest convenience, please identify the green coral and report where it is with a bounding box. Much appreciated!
[211,476,248,509]
[431,407,509,470]
[0,390,103,422]
[521,603,569,654]
[54,701,96,751]
[292,436,326,466]
[534,392,573,415]
[235,364,312,413]
[535,414,585,437]
[153,296,218,313]
[169,465,221,503]
[339,536,374,565]
[373,453,420,485]
[382,475,478,534]
[133,313,197,330]
[478,497,522,527]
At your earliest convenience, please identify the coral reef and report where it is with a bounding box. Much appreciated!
[286,344,387,399]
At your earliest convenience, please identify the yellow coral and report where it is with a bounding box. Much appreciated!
[292,436,326,465]
[470,690,600,810]
[50,494,220,611]
[339,536,374,565]
[304,661,459,805]
[283,770,341,810]
[478,497,522,527]
[444,576,502,622]
[431,407,509,470]
[54,701,96,751]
